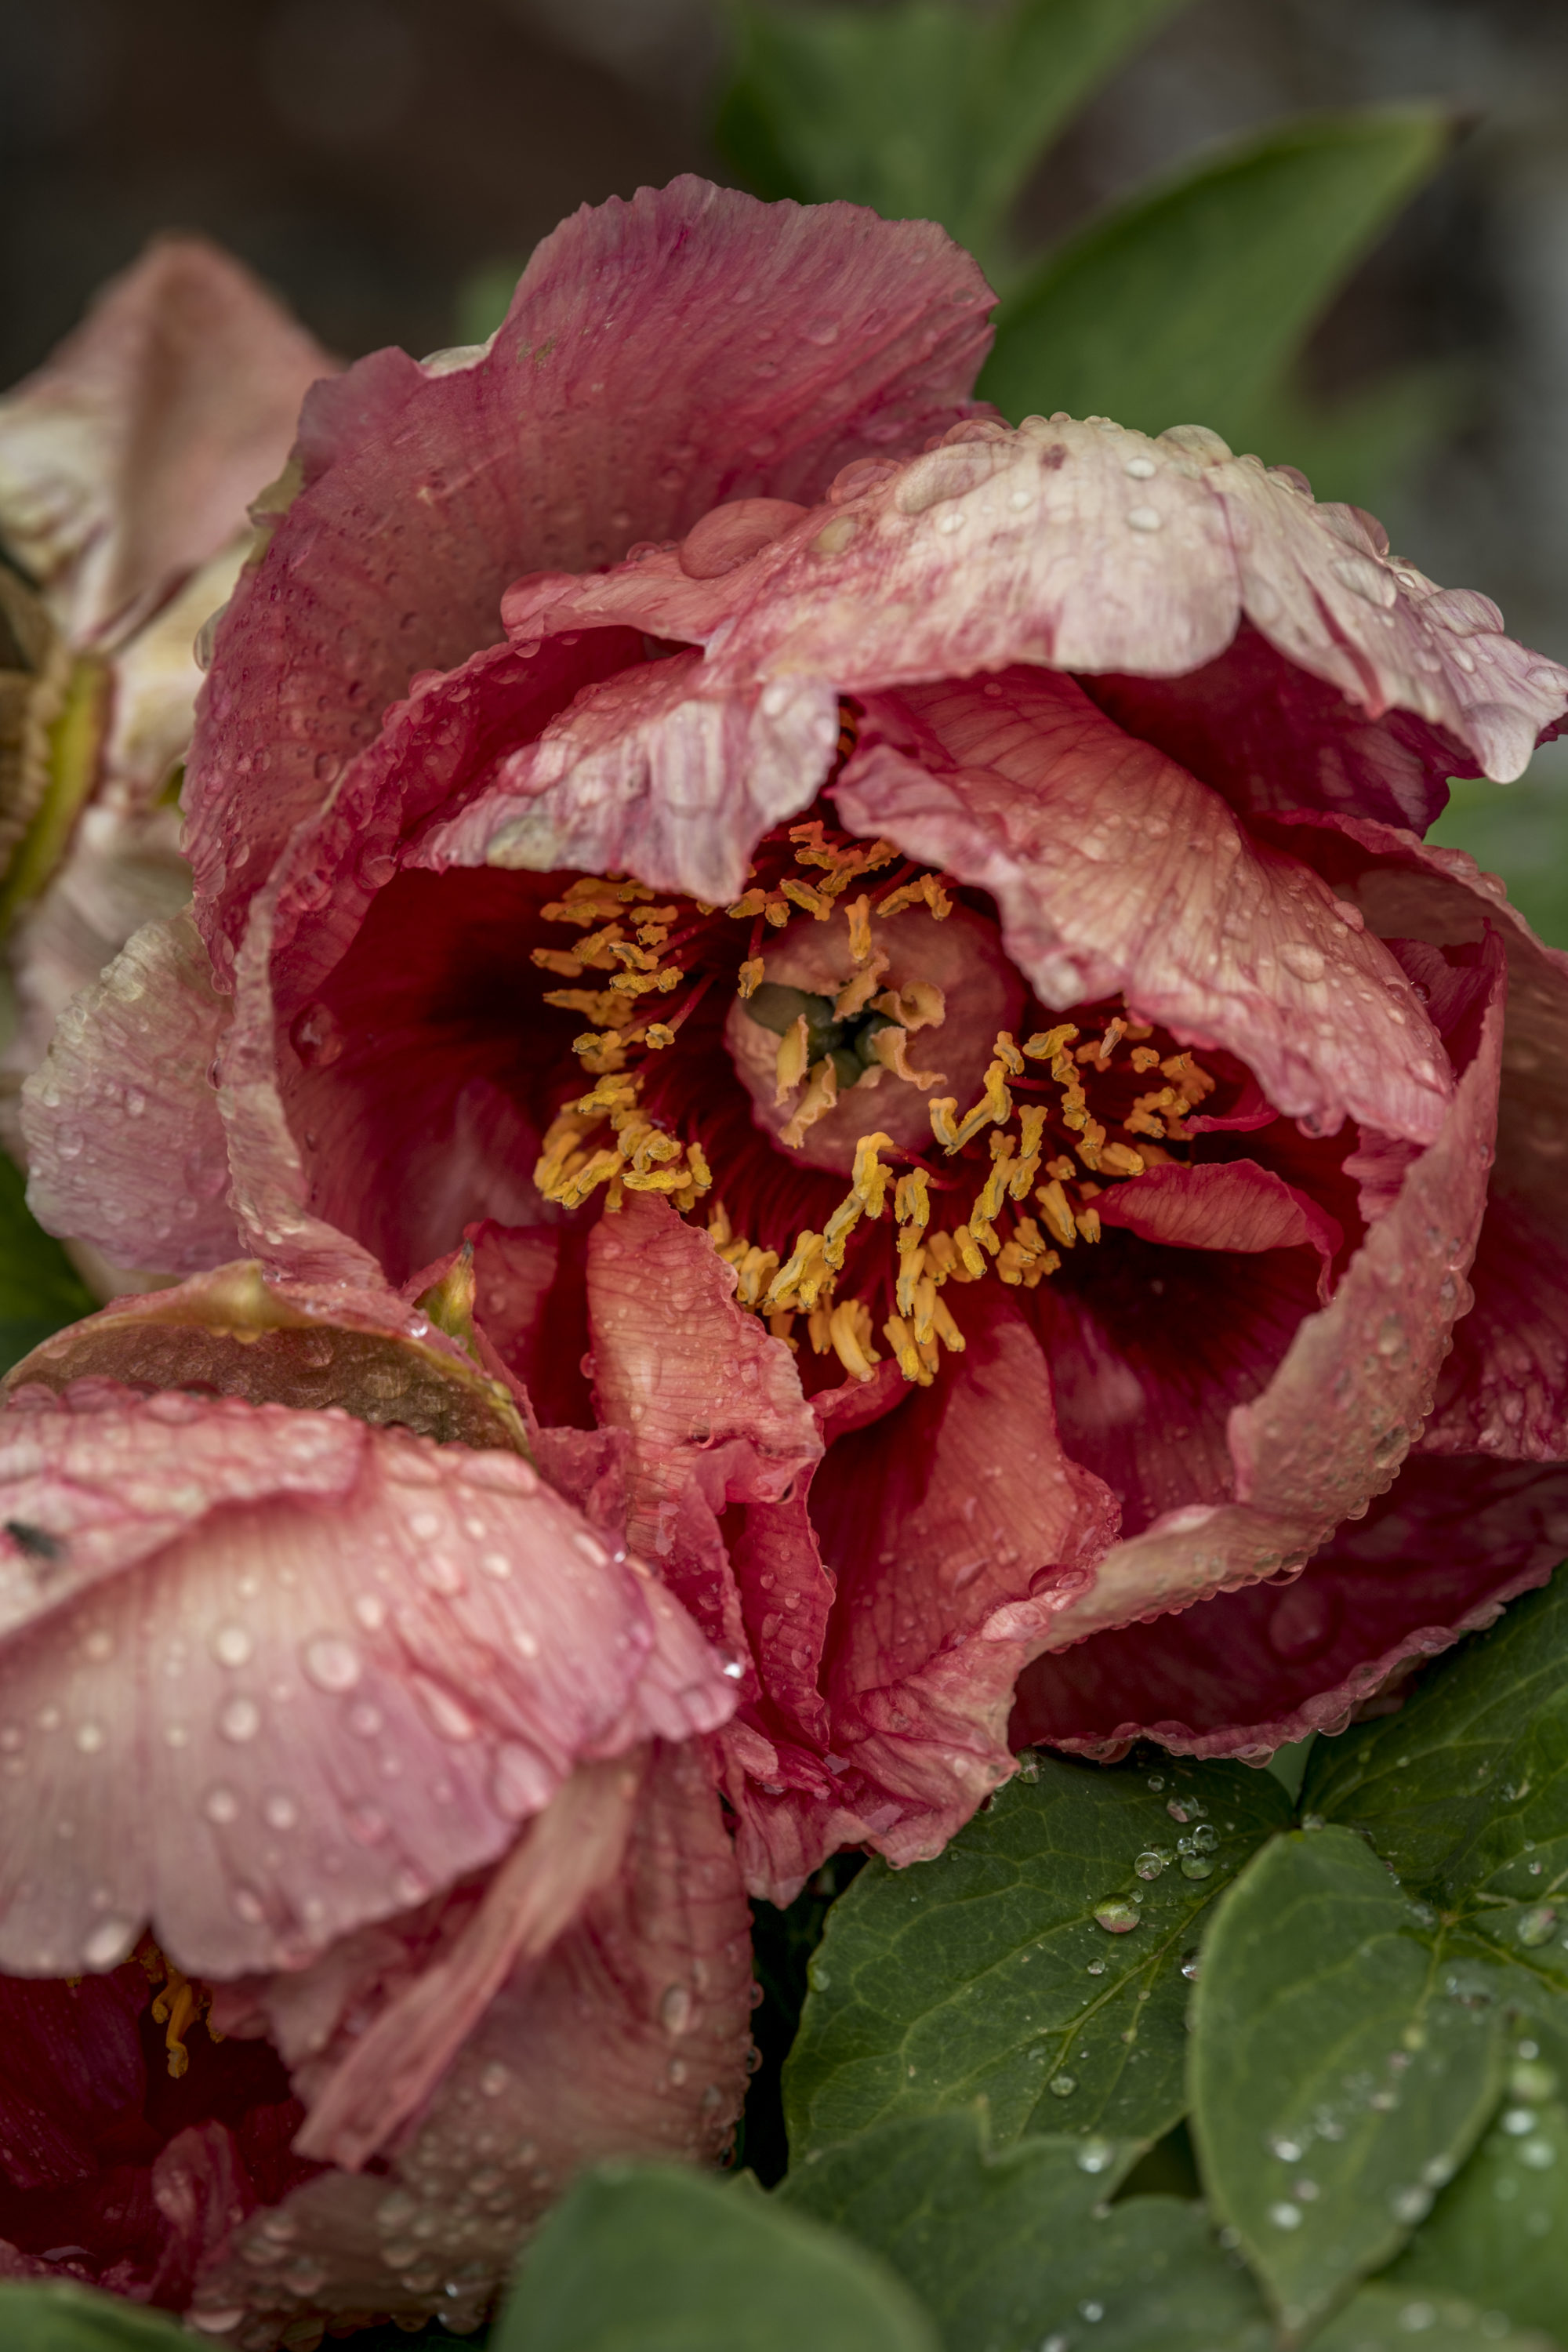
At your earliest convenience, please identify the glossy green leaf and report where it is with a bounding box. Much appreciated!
[1191,1826,1505,2339]
[1388,2066,1568,2346]
[0,2284,188,2350]
[1304,1566,1568,1914]
[980,106,1451,441]
[780,2107,1271,2352]
[493,2161,937,2352]
[0,1152,94,1375]
[783,1751,1289,2158]
[716,0,1186,270]
[1312,2281,1559,2352]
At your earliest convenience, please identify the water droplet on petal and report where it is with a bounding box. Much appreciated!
[302,1635,361,1693]
[73,1721,106,1755]
[218,1697,261,1744]
[660,1984,695,2036]
[82,1917,135,1969]
[1281,942,1327,983]
[211,1624,253,1668]
[204,1784,241,1825]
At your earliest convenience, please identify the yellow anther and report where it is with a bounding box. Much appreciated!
[686,1141,713,1192]
[780,1058,840,1149]
[953,1222,986,1278]
[774,1014,811,1105]
[994,1031,1025,1076]
[764,900,792,928]
[845,894,873,964]
[931,1293,966,1353]
[949,1060,1013,1152]
[924,1229,972,1283]
[707,1202,734,1249]
[1036,1179,1078,1249]
[1098,1141,1145,1178]
[608,964,682,996]
[532,946,586,978]
[781,877,833,920]
[851,1132,897,1218]
[895,1168,931,1232]
[911,1276,937,1345]
[973,1156,1014,1228]
[871,1024,946,1091]
[828,1299,881,1381]
[788,822,898,884]
[543,986,641,1025]
[1127,1087,1175,1139]
[768,1308,797,1345]
[807,1306,835,1355]
[735,1247,781,1307]
[1076,1207,1103,1244]
[822,1190,864,1271]
[896,1244,926,1319]
[1024,1025,1079,1061]
[738,956,765,999]
[1075,1117,1105,1173]
[572,1075,639,1117]
[927,1096,960,1150]
[883,1312,925,1385]
[879,872,952,920]
[644,1022,675,1050]
[727,888,768,919]
[557,1149,626,1209]
[1044,1154,1075,1181]
[630,1131,681,1174]
[1009,1105,1047,1199]
[1131,1045,1162,1072]
[834,948,889,1019]
[1076,1018,1127,1070]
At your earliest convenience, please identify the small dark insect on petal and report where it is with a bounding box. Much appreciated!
[5,1519,63,1563]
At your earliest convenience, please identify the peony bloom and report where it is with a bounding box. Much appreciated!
[0,239,331,1174]
[21,176,1568,1926]
[0,1266,748,2338]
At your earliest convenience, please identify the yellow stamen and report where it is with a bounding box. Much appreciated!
[828,1298,881,1381]
[735,1246,781,1306]
[931,1294,967,1353]
[953,1222,986,1278]
[1023,1024,1079,1062]
[781,877,833,920]
[1076,1207,1103,1244]
[880,873,952,920]
[727,887,769,919]
[708,1202,734,1249]
[948,1058,1013,1152]
[808,1305,835,1354]
[994,1031,1024,1076]
[1099,1141,1145,1178]
[822,1191,864,1270]
[774,1014,811,1105]
[846,894,873,964]
[1076,1018,1127,1070]
[738,956,765,999]
[928,1096,960,1150]
[851,1131,896,1219]
[532,946,586,978]
[924,1230,973,1283]
[1036,1178,1078,1249]
[882,1312,926,1385]
[608,964,681,997]
[768,1308,797,1344]
[1009,1105,1047,1199]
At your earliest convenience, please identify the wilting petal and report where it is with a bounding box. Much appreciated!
[0,1383,731,1979]
[0,236,330,645]
[189,1740,751,2336]
[492,418,1568,789]
[21,911,237,1276]
[418,652,840,906]
[837,668,1452,1145]
[586,1193,822,1664]
[1014,1454,1568,1759]
[185,180,994,978]
[1015,930,1504,1675]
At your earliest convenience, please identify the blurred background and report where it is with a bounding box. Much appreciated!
[3,0,1568,928]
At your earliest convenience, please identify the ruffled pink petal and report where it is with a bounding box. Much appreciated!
[20,911,237,1276]
[492,418,1568,789]
[0,1382,731,1980]
[0,237,330,645]
[1013,1454,1568,1759]
[416,650,840,906]
[836,668,1453,1145]
[585,1193,822,1671]
[185,179,994,978]
[728,1293,1118,1900]
[1016,929,1504,1666]
[187,1739,751,2337]
[1263,811,1568,1467]
[1094,1159,1341,1302]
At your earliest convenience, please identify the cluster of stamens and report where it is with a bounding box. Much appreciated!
[532,811,1217,1388]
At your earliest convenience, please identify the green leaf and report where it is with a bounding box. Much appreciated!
[1190,1826,1505,2339]
[716,0,1186,272]
[780,2107,1272,2352]
[1303,1567,1568,1915]
[493,2161,937,2352]
[1312,2281,1559,2352]
[979,105,1452,442]
[0,2283,188,2350]
[783,1751,1290,2158]
[0,1152,94,1375]
[1387,2065,1568,2346]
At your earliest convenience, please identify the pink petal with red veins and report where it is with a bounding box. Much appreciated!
[586,1194,822,1671]
[1018,931,1504,1664]
[494,419,1568,787]
[1014,1454,1568,1759]
[836,669,1452,1145]
[0,236,331,646]
[724,1292,1119,1900]
[0,1384,731,1980]
[192,1740,751,2336]
[1266,809,1568,1465]
[184,179,994,978]
[1096,1160,1341,1303]
[417,651,840,906]
[21,911,238,1276]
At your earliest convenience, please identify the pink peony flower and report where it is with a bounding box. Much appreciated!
[22,176,1568,1922]
[0,1267,747,2337]
[0,238,332,1181]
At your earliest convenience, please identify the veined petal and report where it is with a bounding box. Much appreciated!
[837,669,1453,1145]
[1018,928,1504,1661]
[0,1383,731,1980]
[20,911,238,1276]
[417,652,840,906]
[185,180,995,978]
[0,236,330,646]
[1095,1159,1341,1303]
